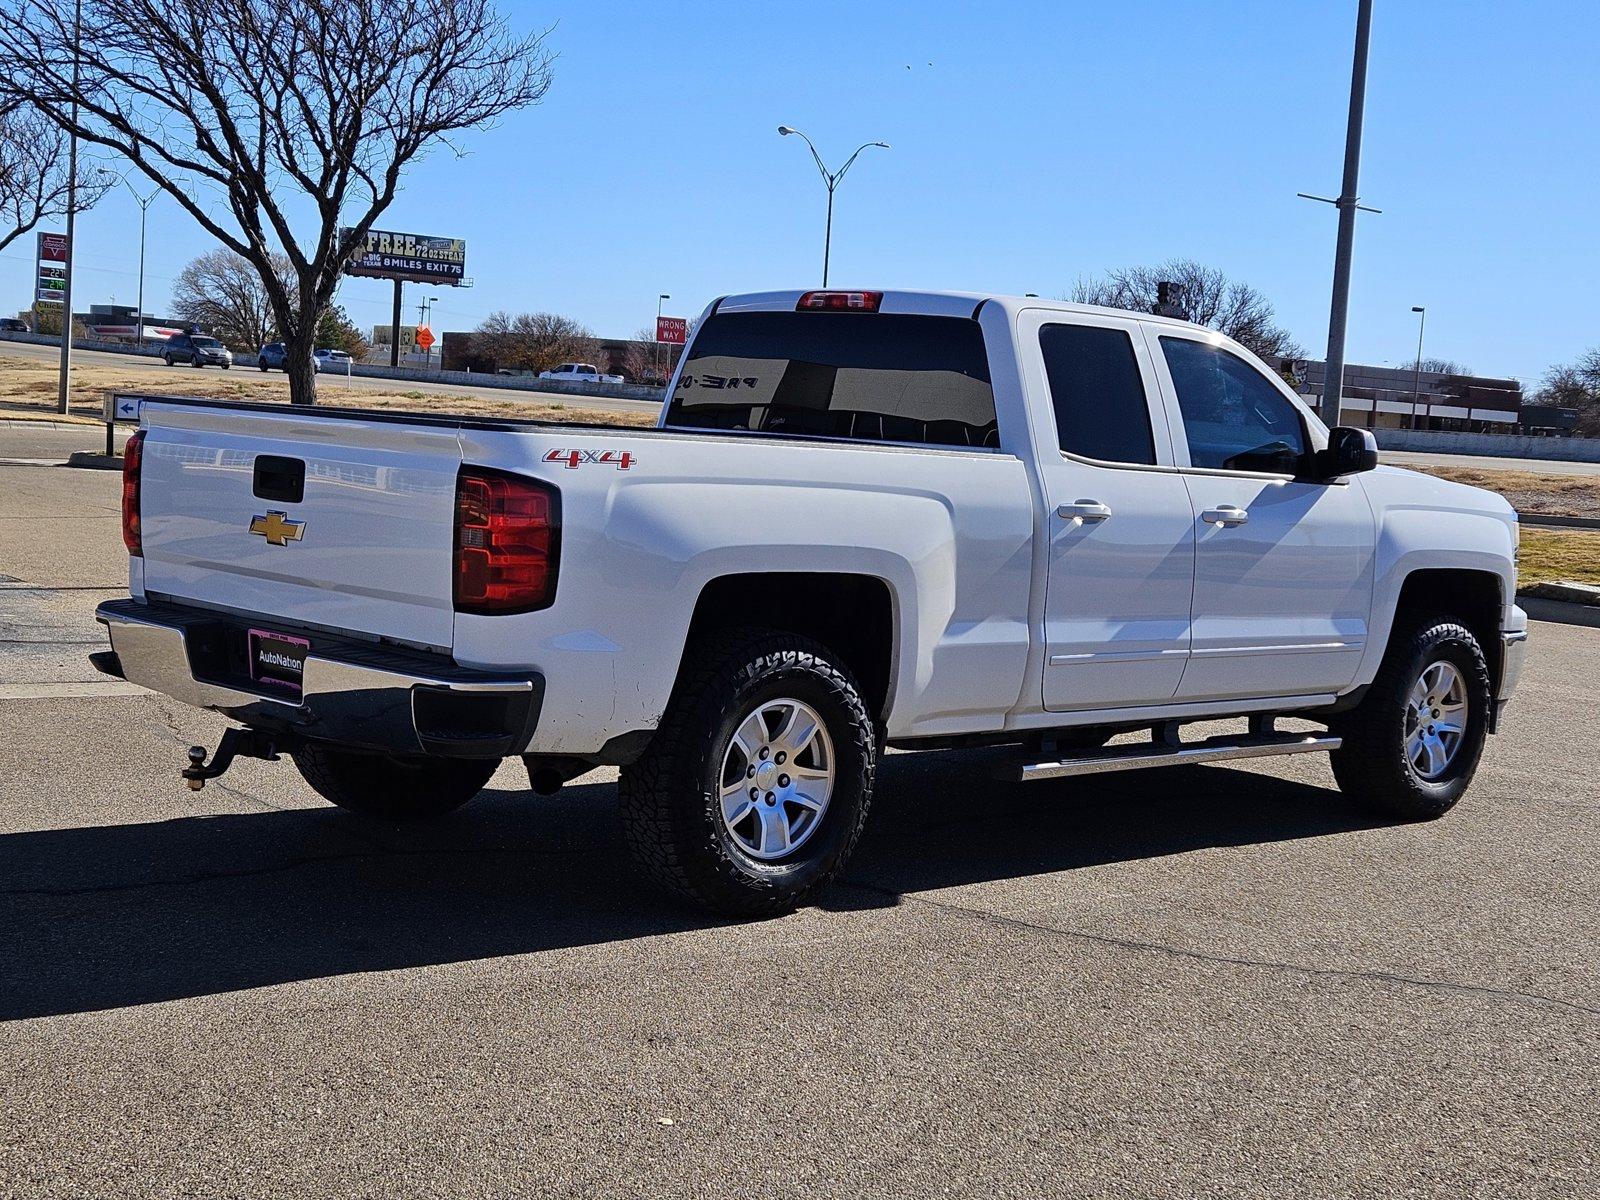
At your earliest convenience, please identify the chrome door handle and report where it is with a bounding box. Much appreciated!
[1201,505,1250,527]
[1058,500,1112,522]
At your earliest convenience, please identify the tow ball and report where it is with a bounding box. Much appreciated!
[182,728,286,790]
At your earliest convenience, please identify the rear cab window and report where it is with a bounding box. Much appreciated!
[665,310,997,449]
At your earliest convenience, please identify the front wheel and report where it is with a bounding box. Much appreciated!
[619,628,876,917]
[163,354,174,367]
[1329,619,1491,820]
[291,742,498,820]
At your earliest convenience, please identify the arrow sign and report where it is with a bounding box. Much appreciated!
[105,395,141,423]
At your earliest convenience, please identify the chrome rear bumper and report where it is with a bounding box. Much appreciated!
[95,598,542,758]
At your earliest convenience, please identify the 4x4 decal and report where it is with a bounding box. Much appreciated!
[543,448,637,470]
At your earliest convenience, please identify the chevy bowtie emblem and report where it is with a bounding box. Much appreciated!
[249,511,306,546]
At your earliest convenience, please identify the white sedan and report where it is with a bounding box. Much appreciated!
[313,348,353,373]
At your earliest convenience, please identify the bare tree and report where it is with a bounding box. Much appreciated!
[1417,357,1473,377]
[0,101,111,254]
[171,249,295,350]
[621,325,664,383]
[1534,348,1600,435]
[0,0,552,403]
[1069,259,1304,358]
[472,311,598,374]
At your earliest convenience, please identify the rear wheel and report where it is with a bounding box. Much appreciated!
[291,742,498,820]
[1330,619,1491,820]
[619,628,875,917]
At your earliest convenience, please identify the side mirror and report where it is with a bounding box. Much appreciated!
[1312,426,1378,480]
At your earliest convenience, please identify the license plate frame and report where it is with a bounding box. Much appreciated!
[247,627,311,696]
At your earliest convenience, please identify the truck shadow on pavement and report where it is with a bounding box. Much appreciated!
[0,752,1381,1020]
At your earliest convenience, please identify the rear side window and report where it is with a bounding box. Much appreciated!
[1038,323,1155,465]
[665,312,997,448]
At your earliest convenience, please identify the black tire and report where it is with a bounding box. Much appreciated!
[259,363,268,372]
[619,628,876,917]
[1329,618,1491,821]
[163,353,174,367]
[192,356,203,369]
[290,741,498,820]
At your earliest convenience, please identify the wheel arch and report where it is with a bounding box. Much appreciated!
[685,572,898,723]
[1389,567,1505,683]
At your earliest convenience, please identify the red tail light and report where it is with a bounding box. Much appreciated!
[121,430,146,556]
[454,467,560,614]
[797,290,882,312]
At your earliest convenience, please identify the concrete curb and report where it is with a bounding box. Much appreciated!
[65,451,122,471]
[1519,512,1600,531]
[1519,581,1600,606]
[1518,594,1600,629]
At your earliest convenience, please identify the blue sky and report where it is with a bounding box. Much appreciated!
[5,0,1596,383]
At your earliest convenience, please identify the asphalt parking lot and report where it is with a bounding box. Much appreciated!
[1,436,1596,1198]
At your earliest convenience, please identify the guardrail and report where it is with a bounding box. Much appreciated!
[0,331,665,405]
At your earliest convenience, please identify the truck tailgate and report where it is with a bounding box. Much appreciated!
[137,401,463,649]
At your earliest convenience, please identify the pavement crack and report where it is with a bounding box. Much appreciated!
[840,877,1600,1020]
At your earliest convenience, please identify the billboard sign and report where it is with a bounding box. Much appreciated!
[656,315,687,345]
[342,228,466,284]
[36,231,67,304]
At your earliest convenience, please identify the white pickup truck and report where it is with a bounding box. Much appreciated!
[95,288,1529,916]
[537,362,624,385]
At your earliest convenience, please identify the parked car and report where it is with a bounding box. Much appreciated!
[313,348,353,373]
[95,288,1528,917]
[537,362,624,385]
[257,342,288,372]
[162,332,232,369]
[0,317,30,333]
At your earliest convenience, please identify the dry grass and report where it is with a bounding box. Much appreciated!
[0,353,655,428]
[1517,528,1600,587]
[1411,464,1600,519]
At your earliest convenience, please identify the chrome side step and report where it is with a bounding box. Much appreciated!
[1005,731,1342,783]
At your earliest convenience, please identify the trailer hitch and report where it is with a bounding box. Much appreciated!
[183,728,286,790]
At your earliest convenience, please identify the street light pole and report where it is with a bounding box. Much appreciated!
[777,127,890,287]
[656,292,670,377]
[124,181,157,350]
[1298,0,1376,428]
[1409,305,1426,429]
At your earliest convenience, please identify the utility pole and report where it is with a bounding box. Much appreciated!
[1299,0,1377,428]
[55,0,82,414]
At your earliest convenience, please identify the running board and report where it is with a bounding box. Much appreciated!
[1004,732,1342,783]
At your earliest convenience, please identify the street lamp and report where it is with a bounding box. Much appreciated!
[1409,305,1426,429]
[656,292,670,377]
[123,180,158,349]
[427,296,438,368]
[777,126,889,286]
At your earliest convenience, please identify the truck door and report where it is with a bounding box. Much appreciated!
[1023,311,1197,713]
[1149,332,1375,704]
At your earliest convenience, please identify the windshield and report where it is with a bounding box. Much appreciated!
[191,337,222,348]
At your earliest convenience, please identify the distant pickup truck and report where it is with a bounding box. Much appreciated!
[94,288,1528,916]
[537,362,624,385]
